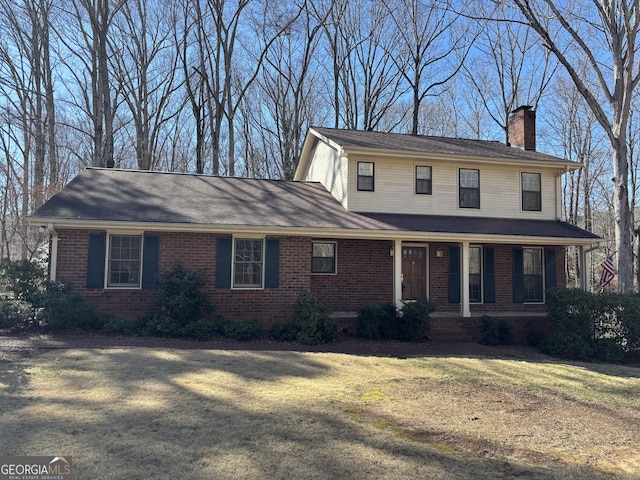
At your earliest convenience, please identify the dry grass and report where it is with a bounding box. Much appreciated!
[0,348,638,479]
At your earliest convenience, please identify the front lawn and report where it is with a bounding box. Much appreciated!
[0,348,638,479]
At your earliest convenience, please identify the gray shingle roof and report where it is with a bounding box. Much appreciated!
[359,213,600,240]
[31,168,390,230]
[311,127,574,165]
[31,168,598,242]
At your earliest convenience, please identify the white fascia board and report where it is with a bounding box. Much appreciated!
[294,128,346,180]
[31,217,600,247]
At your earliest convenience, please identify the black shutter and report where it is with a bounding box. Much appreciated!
[216,238,233,288]
[513,247,524,303]
[142,236,159,289]
[264,239,280,288]
[545,248,557,290]
[483,247,496,304]
[86,233,106,288]
[448,246,461,304]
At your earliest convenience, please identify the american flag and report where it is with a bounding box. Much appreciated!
[599,256,616,288]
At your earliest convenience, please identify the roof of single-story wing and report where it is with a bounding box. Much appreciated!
[30,168,599,244]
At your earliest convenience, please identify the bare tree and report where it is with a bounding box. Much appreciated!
[462,2,558,144]
[112,0,181,170]
[56,0,126,168]
[506,0,640,291]
[384,0,472,135]
[249,0,331,179]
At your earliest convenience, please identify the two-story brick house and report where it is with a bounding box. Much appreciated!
[30,107,599,340]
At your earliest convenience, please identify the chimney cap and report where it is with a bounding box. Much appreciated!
[511,105,533,114]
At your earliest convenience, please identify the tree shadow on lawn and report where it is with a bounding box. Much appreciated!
[0,348,631,479]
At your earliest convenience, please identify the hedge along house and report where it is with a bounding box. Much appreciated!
[30,107,600,341]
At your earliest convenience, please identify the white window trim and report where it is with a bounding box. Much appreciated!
[523,246,545,304]
[458,167,480,209]
[469,245,483,304]
[356,161,375,192]
[414,164,433,195]
[311,241,338,275]
[232,235,265,290]
[105,232,144,289]
[521,171,542,212]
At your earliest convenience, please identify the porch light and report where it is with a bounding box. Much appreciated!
[436,247,444,258]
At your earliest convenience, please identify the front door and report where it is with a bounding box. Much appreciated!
[402,247,426,300]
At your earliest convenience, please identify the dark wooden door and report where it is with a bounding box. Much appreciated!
[402,247,426,300]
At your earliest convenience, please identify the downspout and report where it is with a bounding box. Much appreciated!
[47,223,58,281]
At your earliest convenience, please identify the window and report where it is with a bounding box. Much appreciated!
[357,161,374,191]
[312,242,336,274]
[522,172,541,211]
[469,246,482,303]
[459,168,480,208]
[523,247,543,302]
[108,235,142,287]
[415,165,432,194]
[234,238,263,288]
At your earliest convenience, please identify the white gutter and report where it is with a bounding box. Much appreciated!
[28,218,600,247]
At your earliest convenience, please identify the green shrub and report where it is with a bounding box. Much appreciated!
[592,337,626,363]
[211,316,234,336]
[479,316,511,346]
[224,319,264,341]
[356,303,396,339]
[539,332,594,361]
[102,316,138,335]
[136,314,182,338]
[395,298,435,341]
[155,264,213,325]
[294,290,338,345]
[181,318,218,340]
[356,299,435,342]
[0,259,46,304]
[269,322,299,342]
[38,280,100,331]
[0,296,32,329]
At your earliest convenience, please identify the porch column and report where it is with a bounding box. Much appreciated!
[394,239,403,308]
[48,223,58,281]
[461,241,471,317]
[579,245,588,291]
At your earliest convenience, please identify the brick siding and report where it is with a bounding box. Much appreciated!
[55,229,567,333]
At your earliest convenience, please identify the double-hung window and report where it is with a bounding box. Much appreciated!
[108,235,142,288]
[523,247,543,302]
[459,168,480,208]
[415,165,432,194]
[522,172,541,211]
[312,242,336,274]
[469,246,482,303]
[234,238,264,288]
[357,161,375,191]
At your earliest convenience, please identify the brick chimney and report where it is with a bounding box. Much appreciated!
[508,105,536,151]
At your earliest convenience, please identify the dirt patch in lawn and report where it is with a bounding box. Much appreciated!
[0,339,638,479]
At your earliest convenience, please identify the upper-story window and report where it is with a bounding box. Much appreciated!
[357,161,374,191]
[415,165,432,194]
[108,234,142,288]
[459,168,480,208]
[522,172,541,211]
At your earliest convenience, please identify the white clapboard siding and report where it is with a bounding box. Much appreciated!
[303,140,349,207]
[346,156,561,220]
